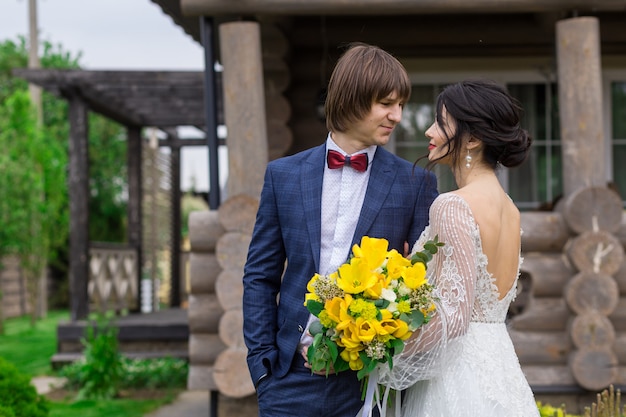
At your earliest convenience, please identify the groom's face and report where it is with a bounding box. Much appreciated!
[345,91,404,149]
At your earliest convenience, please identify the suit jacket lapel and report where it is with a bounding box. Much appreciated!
[352,148,398,245]
[301,144,326,271]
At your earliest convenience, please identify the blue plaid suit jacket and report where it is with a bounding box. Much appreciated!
[242,143,438,387]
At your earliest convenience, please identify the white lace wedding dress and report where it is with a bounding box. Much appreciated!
[378,193,539,417]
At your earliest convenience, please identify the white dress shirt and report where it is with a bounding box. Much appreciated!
[299,134,376,348]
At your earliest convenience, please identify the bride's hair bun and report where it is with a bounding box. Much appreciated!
[497,125,532,168]
[436,79,533,170]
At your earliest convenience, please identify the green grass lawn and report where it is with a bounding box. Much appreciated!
[0,310,68,376]
[48,395,178,417]
[0,310,178,417]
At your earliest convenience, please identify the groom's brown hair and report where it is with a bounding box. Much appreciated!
[324,42,411,133]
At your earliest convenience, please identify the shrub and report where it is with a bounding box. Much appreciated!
[0,357,48,417]
[74,315,123,400]
[582,385,626,417]
[537,385,626,417]
[0,406,15,417]
[60,356,188,391]
[119,357,188,389]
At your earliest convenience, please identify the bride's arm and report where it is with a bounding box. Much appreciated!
[378,196,478,389]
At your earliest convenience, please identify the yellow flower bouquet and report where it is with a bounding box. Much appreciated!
[303,235,442,381]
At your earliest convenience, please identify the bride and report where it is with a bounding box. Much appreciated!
[377,79,539,416]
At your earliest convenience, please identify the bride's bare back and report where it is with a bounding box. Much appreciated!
[454,177,521,300]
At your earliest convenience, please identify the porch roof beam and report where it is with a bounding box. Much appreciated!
[181,0,626,16]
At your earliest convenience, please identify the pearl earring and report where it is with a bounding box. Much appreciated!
[465,150,472,169]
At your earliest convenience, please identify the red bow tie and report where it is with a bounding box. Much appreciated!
[327,150,369,172]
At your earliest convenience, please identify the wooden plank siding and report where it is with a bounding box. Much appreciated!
[0,256,30,318]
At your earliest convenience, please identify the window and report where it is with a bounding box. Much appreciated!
[611,81,626,203]
[507,83,561,210]
[393,81,563,210]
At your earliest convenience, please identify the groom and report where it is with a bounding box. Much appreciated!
[242,42,438,417]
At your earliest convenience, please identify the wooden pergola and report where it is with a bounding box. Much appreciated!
[12,68,223,320]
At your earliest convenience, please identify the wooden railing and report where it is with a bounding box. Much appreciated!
[88,243,138,314]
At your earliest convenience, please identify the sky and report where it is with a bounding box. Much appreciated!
[0,0,219,192]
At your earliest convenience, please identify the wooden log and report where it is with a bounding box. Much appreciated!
[188,294,223,333]
[608,298,626,331]
[617,213,626,247]
[214,347,255,398]
[615,261,626,294]
[265,93,291,124]
[263,56,290,95]
[565,231,624,276]
[267,119,293,161]
[613,332,626,363]
[187,364,218,391]
[556,17,605,197]
[260,22,289,59]
[508,297,570,331]
[568,312,615,349]
[562,186,624,234]
[216,232,252,271]
[564,271,619,316]
[218,194,259,234]
[520,211,570,253]
[569,347,618,391]
[216,269,244,310]
[521,253,574,297]
[509,329,570,364]
[189,333,227,365]
[188,253,221,294]
[219,308,245,348]
[522,364,576,386]
[188,210,225,252]
[219,21,269,199]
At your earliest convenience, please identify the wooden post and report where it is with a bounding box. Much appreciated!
[68,94,90,321]
[556,16,605,197]
[219,21,268,198]
[170,142,182,308]
[127,126,142,311]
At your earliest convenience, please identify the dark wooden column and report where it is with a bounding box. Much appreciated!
[68,94,90,321]
[170,136,182,308]
[201,16,221,209]
[127,126,143,310]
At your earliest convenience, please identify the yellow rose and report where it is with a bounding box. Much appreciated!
[340,322,365,350]
[386,250,411,280]
[325,294,353,331]
[354,317,377,343]
[352,236,389,269]
[337,258,378,295]
[340,348,364,371]
[376,312,411,340]
[403,262,427,289]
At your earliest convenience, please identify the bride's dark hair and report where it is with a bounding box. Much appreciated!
[424,79,532,171]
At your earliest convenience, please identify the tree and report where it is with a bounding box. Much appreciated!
[0,36,128,327]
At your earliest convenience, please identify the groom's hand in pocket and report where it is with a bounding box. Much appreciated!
[301,346,337,376]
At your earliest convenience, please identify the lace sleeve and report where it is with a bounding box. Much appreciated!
[378,194,479,390]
